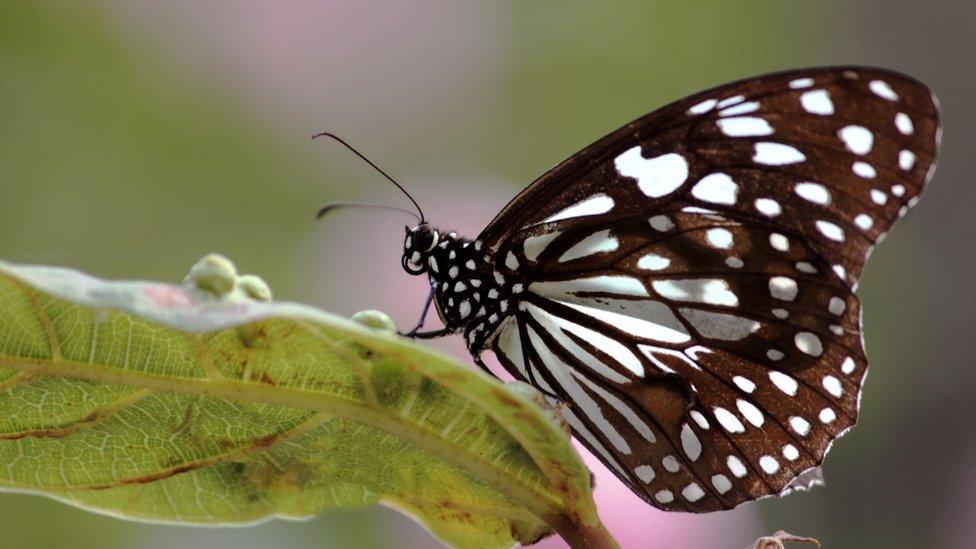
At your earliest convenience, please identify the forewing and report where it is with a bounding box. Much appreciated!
[487,66,939,511]
[481,66,939,286]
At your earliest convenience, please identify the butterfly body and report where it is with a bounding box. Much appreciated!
[402,225,521,354]
[397,66,940,512]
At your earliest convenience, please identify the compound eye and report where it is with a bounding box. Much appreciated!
[410,225,437,252]
[422,230,439,252]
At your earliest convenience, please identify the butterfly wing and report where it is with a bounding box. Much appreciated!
[483,66,939,511]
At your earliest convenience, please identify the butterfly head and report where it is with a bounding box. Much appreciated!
[402,223,439,275]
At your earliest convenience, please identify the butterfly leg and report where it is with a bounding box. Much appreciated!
[400,284,444,338]
[472,355,499,379]
[404,328,452,339]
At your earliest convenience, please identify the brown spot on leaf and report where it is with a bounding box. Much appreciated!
[258,371,276,386]
[492,387,523,408]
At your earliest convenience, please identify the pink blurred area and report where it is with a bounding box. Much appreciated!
[104,0,507,151]
[102,1,761,546]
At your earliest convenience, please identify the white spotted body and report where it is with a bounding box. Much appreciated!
[397,66,940,514]
[402,226,518,353]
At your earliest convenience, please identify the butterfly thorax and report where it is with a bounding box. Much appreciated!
[402,223,522,352]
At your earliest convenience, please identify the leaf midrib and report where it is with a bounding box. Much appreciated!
[0,353,563,523]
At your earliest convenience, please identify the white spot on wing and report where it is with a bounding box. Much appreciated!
[681,423,702,460]
[712,474,732,494]
[869,79,899,101]
[530,276,649,299]
[737,399,764,427]
[770,371,798,396]
[716,116,773,137]
[819,407,837,423]
[719,101,760,116]
[717,94,745,108]
[543,193,614,223]
[733,376,756,393]
[769,233,790,252]
[841,356,855,374]
[855,214,874,230]
[895,112,914,135]
[800,89,834,115]
[637,254,670,271]
[795,182,831,205]
[649,215,674,232]
[692,172,739,205]
[653,279,739,307]
[815,220,845,242]
[753,142,806,165]
[790,416,811,436]
[727,455,747,477]
[822,375,843,397]
[853,161,877,178]
[556,299,691,345]
[754,197,781,217]
[679,308,759,341]
[838,125,874,155]
[796,262,817,274]
[705,228,734,249]
[682,482,705,502]
[789,77,814,89]
[558,229,619,262]
[635,465,655,483]
[769,276,798,301]
[899,150,916,171]
[505,251,519,270]
[759,455,780,474]
[795,331,824,357]
[523,231,562,262]
[690,410,710,429]
[615,147,689,198]
[688,98,717,115]
[870,189,888,205]
[713,407,745,433]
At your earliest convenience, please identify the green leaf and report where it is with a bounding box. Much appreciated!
[0,257,616,548]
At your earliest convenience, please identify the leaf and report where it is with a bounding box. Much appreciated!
[0,257,616,548]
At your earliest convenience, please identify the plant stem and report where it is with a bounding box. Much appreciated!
[546,512,620,549]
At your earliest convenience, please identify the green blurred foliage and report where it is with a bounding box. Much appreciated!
[0,2,323,295]
[488,2,823,183]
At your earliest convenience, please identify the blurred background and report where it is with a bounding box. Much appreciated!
[1,1,973,547]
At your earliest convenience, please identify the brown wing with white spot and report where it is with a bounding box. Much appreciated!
[482,66,939,285]
[485,67,939,512]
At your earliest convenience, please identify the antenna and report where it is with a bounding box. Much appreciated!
[315,201,421,222]
[312,131,425,222]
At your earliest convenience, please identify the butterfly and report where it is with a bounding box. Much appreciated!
[325,66,940,512]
